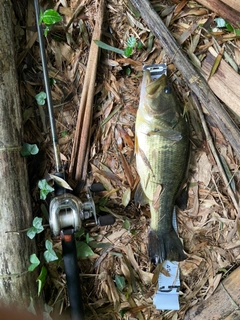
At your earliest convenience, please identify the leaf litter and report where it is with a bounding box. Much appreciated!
[13,0,240,319]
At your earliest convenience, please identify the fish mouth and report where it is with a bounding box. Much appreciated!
[143,70,167,96]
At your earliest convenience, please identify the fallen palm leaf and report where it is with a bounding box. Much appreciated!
[101,105,122,126]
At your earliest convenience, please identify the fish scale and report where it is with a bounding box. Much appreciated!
[135,66,189,264]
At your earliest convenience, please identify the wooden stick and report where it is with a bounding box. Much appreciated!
[129,0,240,161]
[184,266,240,319]
[202,47,240,118]
[195,0,240,27]
[220,0,240,13]
[70,0,104,182]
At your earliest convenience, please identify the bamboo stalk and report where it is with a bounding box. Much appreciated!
[195,0,240,27]
[129,0,240,161]
[70,0,104,182]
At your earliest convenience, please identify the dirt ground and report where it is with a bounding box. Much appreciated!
[13,0,240,319]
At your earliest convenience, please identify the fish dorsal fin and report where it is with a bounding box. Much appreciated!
[134,182,149,205]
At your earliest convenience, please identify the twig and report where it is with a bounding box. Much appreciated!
[70,0,104,182]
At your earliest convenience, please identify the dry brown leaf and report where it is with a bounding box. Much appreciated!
[197,152,212,186]
[152,184,162,211]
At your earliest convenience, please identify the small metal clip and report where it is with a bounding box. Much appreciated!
[143,63,167,80]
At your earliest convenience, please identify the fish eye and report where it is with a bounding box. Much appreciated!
[164,87,171,94]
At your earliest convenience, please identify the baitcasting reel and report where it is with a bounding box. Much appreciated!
[49,186,115,236]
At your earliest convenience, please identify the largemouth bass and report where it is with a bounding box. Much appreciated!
[135,69,189,264]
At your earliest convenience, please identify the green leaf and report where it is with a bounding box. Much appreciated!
[235,29,240,36]
[225,22,234,32]
[21,143,39,157]
[76,241,94,258]
[126,36,137,48]
[44,240,58,262]
[123,219,130,230]
[109,251,123,257]
[27,217,44,239]
[33,217,44,232]
[43,304,53,320]
[44,25,51,37]
[115,274,126,292]
[38,179,54,200]
[27,297,37,315]
[220,155,236,192]
[35,91,47,106]
[27,227,37,239]
[37,266,47,296]
[50,78,56,86]
[41,203,49,221]
[137,41,143,50]
[42,9,62,25]
[75,227,85,238]
[88,241,112,249]
[123,47,133,57]
[125,67,131,75]
[94,40,125,55]
[86,233,90,244]
[28,254,40,271]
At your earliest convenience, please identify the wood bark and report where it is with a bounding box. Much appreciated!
[202,47,240,118]
[129,0,240,161]
[184,266,240,319]
[220,0,240,13]
[70,0,104,182]
[0,0,39,310]
[195,0,240,27]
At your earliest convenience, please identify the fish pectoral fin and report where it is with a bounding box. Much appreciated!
[134,183,149,205]
[147,127,182,141]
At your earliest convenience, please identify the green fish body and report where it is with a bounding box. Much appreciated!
[135,70,189,264]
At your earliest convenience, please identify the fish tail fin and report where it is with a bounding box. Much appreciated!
[148,229,186,264]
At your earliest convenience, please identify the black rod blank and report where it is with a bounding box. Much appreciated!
[33,0,62,173]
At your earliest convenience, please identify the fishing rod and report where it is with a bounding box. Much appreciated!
[33,1,115,319]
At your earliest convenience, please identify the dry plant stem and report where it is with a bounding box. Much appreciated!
[195,0,240,27]
[70,0,104,181]
[191,93,240,216]
[129,0,240,162]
